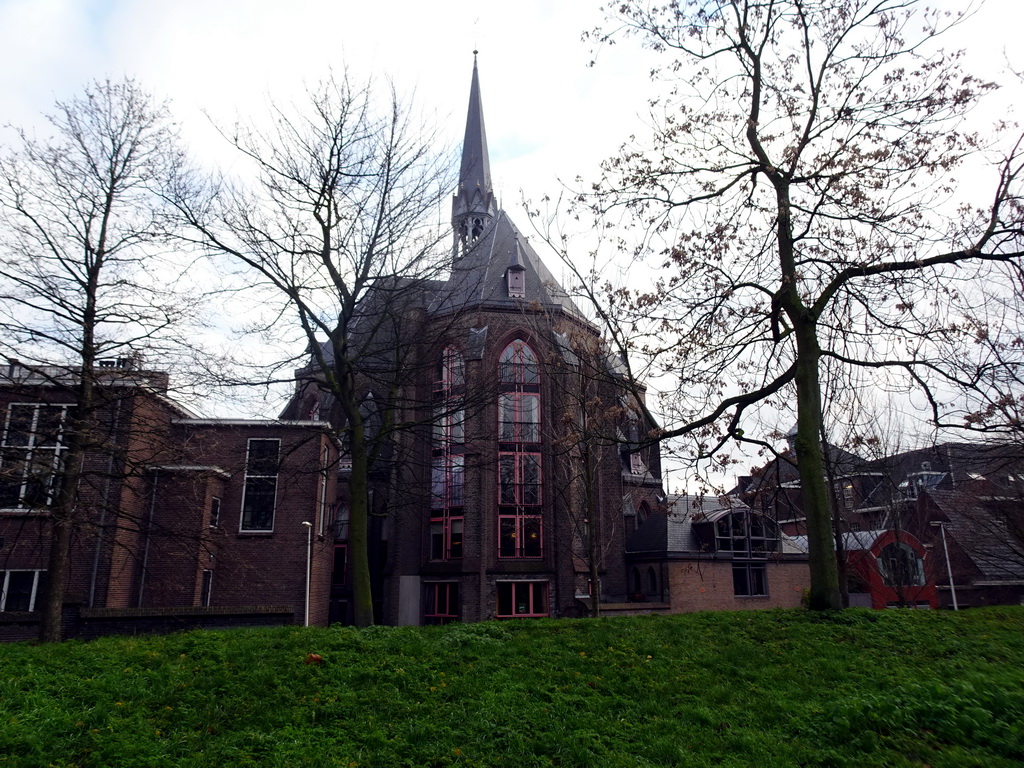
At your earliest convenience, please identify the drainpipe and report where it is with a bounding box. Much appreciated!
[302,521,313,626]
[138,470,159,607]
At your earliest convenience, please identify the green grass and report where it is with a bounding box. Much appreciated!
[1,607,1023,767]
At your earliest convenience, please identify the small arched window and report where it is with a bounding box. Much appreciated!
[647,567,658,596]
[637,501,651,525]
[499,339,539,385]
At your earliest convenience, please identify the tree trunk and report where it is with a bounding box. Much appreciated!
[792,321,842,610]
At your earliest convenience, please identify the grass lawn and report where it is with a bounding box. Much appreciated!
[1,607,1022,767]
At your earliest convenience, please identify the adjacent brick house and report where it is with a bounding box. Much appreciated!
[0,360,337,640]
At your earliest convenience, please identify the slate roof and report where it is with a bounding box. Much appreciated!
[926,490,1024,581]
[788,530,889,554]
[626,494,741,555]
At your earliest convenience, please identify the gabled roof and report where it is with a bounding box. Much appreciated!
[430,209,585,319]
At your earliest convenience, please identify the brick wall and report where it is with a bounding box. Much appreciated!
[668,559,808,612]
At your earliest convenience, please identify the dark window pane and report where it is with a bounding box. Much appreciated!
[733,564,749,596]
[4,406,34,447]
[750,564,767,595]
[499,518,517,558]
[450,519,463,559]
[521,455,541,506]
[497,582,513,616]
[499,455,516,505]
[5,571,36,611]
[523,517,541,557]
[531,582,547,614]
[0,449,26,507]
[430,521,445,560]
[241,476,276,530]
[247,440,279,474]
[34,407,65,447]
[332,545,347,586]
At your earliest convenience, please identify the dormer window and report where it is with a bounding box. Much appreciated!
[507,265,525,298]
[506,236,527,298]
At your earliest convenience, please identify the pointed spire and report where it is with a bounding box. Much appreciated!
[452,51,496,257]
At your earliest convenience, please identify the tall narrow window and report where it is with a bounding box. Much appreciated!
[431,347,465,561]
[240,439,279,532]
[715,510,779,597]
[332,544,348,586]
[497,339,542,558]
[0,403,72,509]
[317,443,331,535]
[424,582,460,625]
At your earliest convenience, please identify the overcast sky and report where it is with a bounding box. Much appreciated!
[2,0,1019,238]
[0,0,669,205]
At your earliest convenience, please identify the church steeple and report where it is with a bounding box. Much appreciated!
[452,52,496,257]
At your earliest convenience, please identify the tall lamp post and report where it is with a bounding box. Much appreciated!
[931,521,958,611]
[302,521,313,626]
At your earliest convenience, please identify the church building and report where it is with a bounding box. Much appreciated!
[281,57,667,625]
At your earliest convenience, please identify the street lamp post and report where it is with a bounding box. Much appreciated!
[302,521,313,626]
[931,521,958,611]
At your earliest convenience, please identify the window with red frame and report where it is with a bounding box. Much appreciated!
[435,346,465,392]
[431,347,465,561]
[499,392,539,442]
[431,456,464,559]
[497,340,543,559]
[496,581,548,618]
[424,582,460,625]
[499,339,539,385]
[498,452,542,557]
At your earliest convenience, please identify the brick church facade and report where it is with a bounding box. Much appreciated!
[280,57,666,625]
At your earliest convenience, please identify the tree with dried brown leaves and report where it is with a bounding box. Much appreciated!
[579,0,1024,609]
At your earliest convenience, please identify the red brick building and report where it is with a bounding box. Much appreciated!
[0,360,337,640]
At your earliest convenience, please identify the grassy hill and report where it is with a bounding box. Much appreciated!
[1,607,1023,767]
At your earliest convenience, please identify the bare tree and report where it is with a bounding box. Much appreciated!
[173,74,454,626]
[574,0,1024,609]
[0,78,195,641]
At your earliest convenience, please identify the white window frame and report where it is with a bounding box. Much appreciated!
[0,403,73,510]
[239,438,280,533]
[0,569,44,612]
